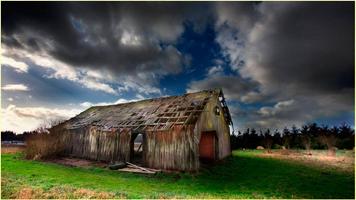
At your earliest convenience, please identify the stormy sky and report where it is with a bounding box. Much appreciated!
[1,1,354,133]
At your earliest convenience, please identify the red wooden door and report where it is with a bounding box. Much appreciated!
[199,132,216,160]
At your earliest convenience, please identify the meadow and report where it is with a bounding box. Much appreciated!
[1,149,354,199]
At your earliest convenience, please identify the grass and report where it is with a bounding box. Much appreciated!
[1,150,354,199]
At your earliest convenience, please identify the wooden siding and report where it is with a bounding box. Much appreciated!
[144,125,199,171]
[61,127,131,163]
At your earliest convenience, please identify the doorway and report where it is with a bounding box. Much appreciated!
[199,131,218,161]
[130,132,145,165]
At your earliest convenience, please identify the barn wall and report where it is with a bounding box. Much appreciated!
[61,126,131,162]
[144,125,200,171]
[198,94,231,159]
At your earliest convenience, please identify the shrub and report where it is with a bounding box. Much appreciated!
[318,133,337,156]
[24,122,66,160]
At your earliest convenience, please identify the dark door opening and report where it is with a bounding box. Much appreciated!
[130,132,145,165]
[199,131,218,162]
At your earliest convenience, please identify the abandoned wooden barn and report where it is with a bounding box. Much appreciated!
[58,88,233,171]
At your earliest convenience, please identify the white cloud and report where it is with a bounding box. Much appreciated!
[113,98,139,104]
[7,98,14,102]
[3,46,119,95]
[120,30,142,46]
[85,69,107,80]
[1,104,81,133]
[215,25,246,71]
[80,102,93,108]
[2,84,29,91]
[117,74,162,95]
[78,77,117,95]
[240,91,263,103]
[135,94,145,99]
[3,45,78,81]
[1,56,29,73]
[80,96,145,108]
[2,45,165,96]
[207,66,224,76]
[258,100,295,117]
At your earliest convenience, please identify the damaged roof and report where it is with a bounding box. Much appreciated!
[64,88,232,132]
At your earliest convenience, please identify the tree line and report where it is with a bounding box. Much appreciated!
[2,122,354,151]
[1,120,62,142]
[1,131,35,142]
[230,123,354,150]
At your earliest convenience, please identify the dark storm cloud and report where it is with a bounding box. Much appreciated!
[214,2,354,96]
[2,2,212,77]
[189,2,355,129]
[187,74,260,101]
[241,2,355,129]
[245,2,354,96]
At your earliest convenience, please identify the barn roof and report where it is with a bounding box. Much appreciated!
[64,88,232,132]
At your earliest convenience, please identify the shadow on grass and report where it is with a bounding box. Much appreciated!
[185,151,355,198]
[1,151,355,199]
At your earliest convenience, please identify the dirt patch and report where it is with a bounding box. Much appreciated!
[17,187,33,199]
[1,144,25,154]
[2,172,120,199]
[15,186,116,199]
[73,188,116,199]
[258,150,355,173]
[47,157,107,168]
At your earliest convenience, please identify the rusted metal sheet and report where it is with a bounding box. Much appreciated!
[199,132,216,160]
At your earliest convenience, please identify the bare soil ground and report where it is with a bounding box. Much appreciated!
[4,179,117,199]
[15,186,116,199]
[258,150,355,173]
[1,144,25,154]
[47,157,107,168]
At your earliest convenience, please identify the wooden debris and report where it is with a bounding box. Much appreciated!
[141,167,162,173]
[126,162,155,173]
[118,167,156,174]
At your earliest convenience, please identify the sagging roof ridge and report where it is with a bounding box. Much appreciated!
[89,88,222,109]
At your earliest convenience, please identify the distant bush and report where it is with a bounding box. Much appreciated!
[273,144,282,149]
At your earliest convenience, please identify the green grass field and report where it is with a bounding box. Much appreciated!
[1,150,354,199]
